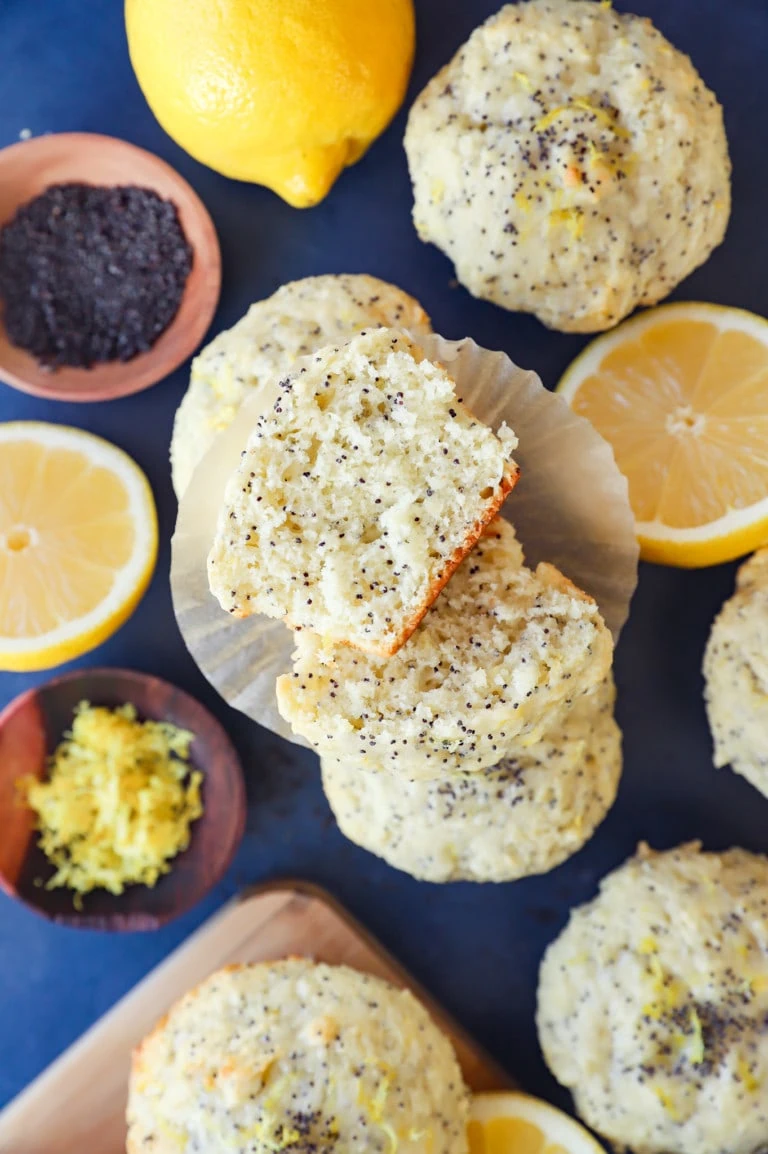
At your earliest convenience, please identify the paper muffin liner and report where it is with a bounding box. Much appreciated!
[171,334,639,743]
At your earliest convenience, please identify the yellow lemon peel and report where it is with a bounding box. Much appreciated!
[125,0,416,207]
[642,957,688,1018]
[686,1006,705,1065]
[535,99,630,141]
[652,1086,682,1121]
[549,206,585,239]
[736,1057,760,1093]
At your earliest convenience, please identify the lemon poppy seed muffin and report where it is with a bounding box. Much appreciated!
[171,274,432,496]
[704,548,768,799]
[208,328,518,656]
[537,842,768,1154]
[322,675,621,882]
[277,517,613,775]
[127,959,469,1154]
[404,0,730,333]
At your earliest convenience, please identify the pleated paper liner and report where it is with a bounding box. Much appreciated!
[171,334,639,743]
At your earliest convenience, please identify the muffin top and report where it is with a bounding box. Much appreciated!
[405,0,730,332]
[277,517,613,776]
[171,274,431,495]
[322,675,621,882]
[207,327,518,656]
[704,548,768,799]
[538,841,768,1154]
[128,958,469,1154]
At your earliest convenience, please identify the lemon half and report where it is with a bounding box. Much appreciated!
[557,302,768,567]
[469,1091,606,1154]
[0,422,157,671]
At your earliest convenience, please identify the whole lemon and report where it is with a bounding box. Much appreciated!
[125,0,415,207]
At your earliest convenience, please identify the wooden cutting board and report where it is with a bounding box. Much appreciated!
[0,881,511,1154]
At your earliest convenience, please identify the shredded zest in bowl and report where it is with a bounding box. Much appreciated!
[18,700,203,906]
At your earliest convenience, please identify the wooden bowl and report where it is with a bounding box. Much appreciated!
[0,133,221,402]
[0,668,245,930]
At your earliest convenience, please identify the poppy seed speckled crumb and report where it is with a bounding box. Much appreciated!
[322,674,621,883]
[277,517,612,775]
[208,328,518,657]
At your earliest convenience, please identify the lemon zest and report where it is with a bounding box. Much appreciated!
[248,1123,301,1151]
[535,99,630,141]
[381,1122,399,1154]
[356,1062,401,1152]
[549,207,585,239]
[18,701,202,906]
[157,1117,191,1150]
[430,178,446,204]
[686,1007,705,1065]
[572,98,631,140]
[737,1057,760,1093]
[371,1076,391,1122]
[642,957,688,1018]
[534,106,570,132]
[652,1086,682,1121]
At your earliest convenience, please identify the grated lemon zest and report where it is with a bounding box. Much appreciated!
[686,1007,705,1065]
[534,106,570,132]
[642,957,688,1018]
[430,178,445,204]
[357,1062,400,1153]
[737,1057,760,1093]
[572,99,632,139]
[381,1122,399,1154]
[239,1112,303,1151]
[549,207,585,239]
[157,1117,190,1150]
[653,1086,682,1121]
[535,99,631,141]
[18,701,202,906]
[367,1062,397,1122]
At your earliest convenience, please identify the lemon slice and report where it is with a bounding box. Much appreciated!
[0,422,157,671]
[557,302,768,567]
[468,1091,605,1154]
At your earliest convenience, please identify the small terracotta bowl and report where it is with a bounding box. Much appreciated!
[0,668,245,930]
[0,133,221,402]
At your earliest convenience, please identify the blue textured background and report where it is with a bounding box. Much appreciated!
[1,0,767,1118]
